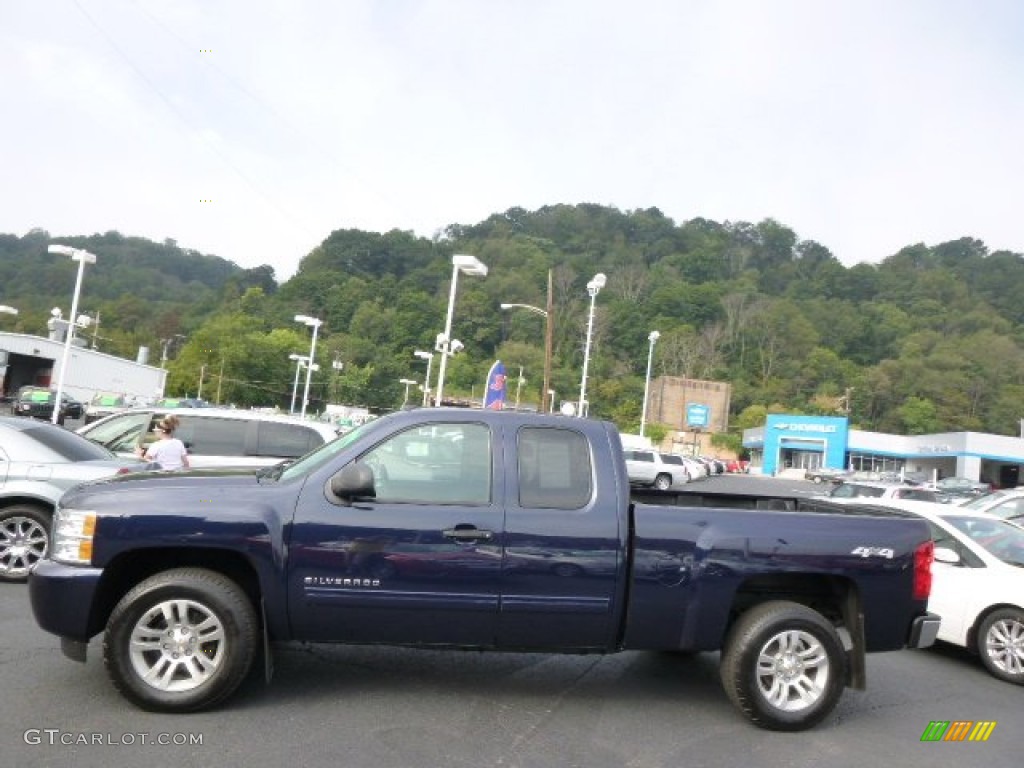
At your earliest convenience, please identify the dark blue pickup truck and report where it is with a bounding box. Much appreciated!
[29,409,940,730]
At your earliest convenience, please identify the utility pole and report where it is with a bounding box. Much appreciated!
[215,359,225,404]
[197,364,206,399]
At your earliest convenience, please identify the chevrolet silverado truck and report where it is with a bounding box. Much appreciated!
[29,409,940,731]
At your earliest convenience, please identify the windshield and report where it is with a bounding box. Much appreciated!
[960,490,1012,511]
[277,420,375,481]
[944,515,1024,567]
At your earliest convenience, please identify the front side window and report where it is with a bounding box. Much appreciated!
[517,427,593,509]
[360,422,491,505]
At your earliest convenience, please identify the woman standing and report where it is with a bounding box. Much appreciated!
[136,414,190,470]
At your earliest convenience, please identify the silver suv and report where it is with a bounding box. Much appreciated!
[78,407,340,468]
[624,450,690,490]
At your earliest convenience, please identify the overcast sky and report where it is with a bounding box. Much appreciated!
[3,0,1022,280]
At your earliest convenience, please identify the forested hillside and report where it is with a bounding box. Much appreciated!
[4,205,1024,444]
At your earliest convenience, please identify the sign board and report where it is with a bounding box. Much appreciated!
[686,403,710,429]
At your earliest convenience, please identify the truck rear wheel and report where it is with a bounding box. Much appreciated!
[720,600,846,731]
[654,473,672,491]
[103,568,258,712]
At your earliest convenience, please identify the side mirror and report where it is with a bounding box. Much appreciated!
[328,461,376,502]
[933,546,961,565]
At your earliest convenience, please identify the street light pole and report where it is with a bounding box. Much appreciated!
[434,254,487,407]
[499,269,553,412]
[414,350,434,407]
[295,314,323,419]
[399,378,418,408]
[47,244,96,424]
[578,273,606,418]
[640,330,660,437]
[288,354,308,415]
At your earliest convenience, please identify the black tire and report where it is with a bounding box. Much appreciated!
[0,504,51,582]
[654,473,672,491]
[720,601,846,731]
[977,608,1024,685]
[103,568,258,712]
[812,476,823,484]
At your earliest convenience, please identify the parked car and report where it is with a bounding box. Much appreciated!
[77,407,340,468]
[929,476,992,500]
[840,498,1024,685]
[623,449,690,490]
[0,416,155,581]
[155,397,211,409]
[83,392,129,424]
[827,481,939,502]
[804,467,850,484]
[11,386,84,425]
[957,488,1024,523]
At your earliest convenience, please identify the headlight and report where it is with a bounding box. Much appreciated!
[51,508,98,565]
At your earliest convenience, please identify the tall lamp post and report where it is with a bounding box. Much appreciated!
[435,254,487,407]
[48,244,97,424]
[294,315,322,418]
[577,273,606,418]
[399,378,418,408]
[414,350,434,407]
[640,330,660,437]
[288,353,309,414]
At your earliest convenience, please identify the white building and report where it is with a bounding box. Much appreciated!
[0,332,166,404]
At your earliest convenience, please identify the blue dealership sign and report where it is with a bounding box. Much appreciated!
[686,403,710,428]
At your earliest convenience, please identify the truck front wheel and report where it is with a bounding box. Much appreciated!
[654,473,672,491]
[103,568,258,712]
[720,601,846,731]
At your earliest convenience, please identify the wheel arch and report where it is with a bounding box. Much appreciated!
[727,573,865,688]
[86,548,264,639]
[966,602,1024,654]
[0,494,57,514]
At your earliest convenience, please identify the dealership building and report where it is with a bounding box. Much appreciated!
[0,331,166,404]
[743,414,1024,487]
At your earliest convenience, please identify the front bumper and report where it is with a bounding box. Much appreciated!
[28,560,105,655]
[908,612,941,649]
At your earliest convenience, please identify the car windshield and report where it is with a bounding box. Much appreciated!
[944,515,1024,567]
[24,424,117,461]
[276,420,374,481]
[960,490,1012,511]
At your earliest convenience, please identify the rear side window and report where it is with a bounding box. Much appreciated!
[177,417,246,456]
[518,427,592,509]
[23,425,114,461]
[660,454,684,465]
[255,422,323,458]
[630,451,654,463]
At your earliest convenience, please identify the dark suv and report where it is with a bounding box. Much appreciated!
[12,387,84,425]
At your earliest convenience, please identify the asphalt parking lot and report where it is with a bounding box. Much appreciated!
[4,475,1020,768]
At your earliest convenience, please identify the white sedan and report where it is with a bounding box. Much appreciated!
[851,499,1024,684]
